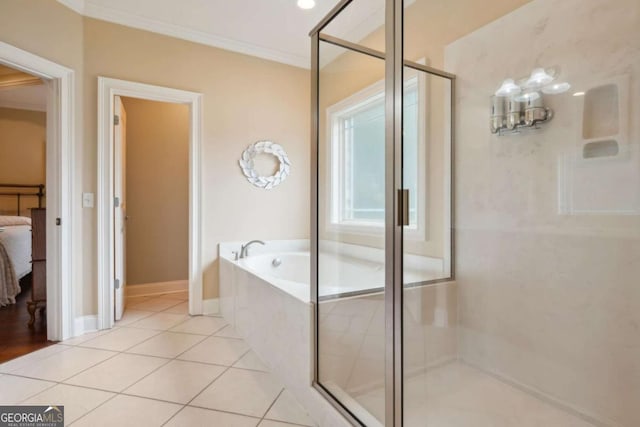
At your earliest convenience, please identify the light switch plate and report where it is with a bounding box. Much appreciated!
[82,192,94,208]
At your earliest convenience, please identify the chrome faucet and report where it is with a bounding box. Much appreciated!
[240,240,265,258]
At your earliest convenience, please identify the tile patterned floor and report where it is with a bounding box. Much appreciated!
[0,291,316,427]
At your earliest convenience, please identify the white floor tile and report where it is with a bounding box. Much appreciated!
[166,406,260,427]
[214,325,243,339]
[12,347,116,381]
[265,390,315,426]
[72,394,181,427]
[22,384,114,424]
[79,327,160,352]
[259,420,304,427]
[178,336,249,366]
[0,375,56,404]
[0,345,71,374]
[128,297,183,312]
[62,330,110,346]
[191,368,283,417]
[64,353,169,392]
[233,350,270,372]
[156,291,188,301]
[126,331,205,358]
[163,301,189,314]
[127,312,189,331]
[114,309,155,326]
[124,360,225,404]
[169,316,227,335]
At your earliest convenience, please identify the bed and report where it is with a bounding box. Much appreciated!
[0,184,44,307]
[0,216,32,306]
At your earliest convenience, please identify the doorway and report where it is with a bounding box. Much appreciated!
[97,78,203,329]
[0,42,75,353]
[113,95,190,321]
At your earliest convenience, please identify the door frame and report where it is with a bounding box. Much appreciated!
[96,77,203,329]
[0,42,76,341]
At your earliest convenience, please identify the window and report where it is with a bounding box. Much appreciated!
[327,76,425,236]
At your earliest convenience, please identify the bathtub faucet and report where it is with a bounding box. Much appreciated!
[240,240,265,258]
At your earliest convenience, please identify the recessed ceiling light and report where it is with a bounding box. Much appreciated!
[573,91,585,97]
[297,0,316,9]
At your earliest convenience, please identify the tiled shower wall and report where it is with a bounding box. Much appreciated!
[446,0,640,425]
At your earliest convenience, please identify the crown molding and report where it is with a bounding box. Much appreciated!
[0,99,46,112]
[57,0,309,69]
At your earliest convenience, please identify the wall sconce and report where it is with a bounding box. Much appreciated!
[491,67,569,135]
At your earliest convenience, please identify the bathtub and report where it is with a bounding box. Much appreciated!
[228,240,446,303]
[218,239,452,426]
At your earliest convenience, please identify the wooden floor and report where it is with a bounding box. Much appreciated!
[0,276,52,364]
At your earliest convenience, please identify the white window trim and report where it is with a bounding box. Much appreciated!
[324,68,428,240]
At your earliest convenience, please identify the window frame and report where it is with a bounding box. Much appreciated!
[324,70,428,240]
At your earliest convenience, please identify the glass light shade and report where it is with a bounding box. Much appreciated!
[514,91,541,102]
[297,0,316,9]
[525,68,554,88]
[542,82,571,95]
[495,79,521,97]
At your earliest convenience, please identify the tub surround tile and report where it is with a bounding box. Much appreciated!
[169,316,227,335]
[72,394,181,427]
[165,406,261,427]
[78,327,160,352]
[191,368,283,418]
[123,360,225,404]
[126,331,205,358]
[22,384,114,424]
[64,353,169,392]
[178,336,249,366]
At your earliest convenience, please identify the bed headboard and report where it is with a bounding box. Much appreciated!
[0,183,45,216]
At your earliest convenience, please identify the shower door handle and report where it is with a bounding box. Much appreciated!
[398,189,409,226]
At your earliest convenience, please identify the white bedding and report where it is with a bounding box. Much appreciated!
[0,225,33,279]
[0,216,32,306]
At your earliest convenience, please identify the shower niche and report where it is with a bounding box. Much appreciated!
[579,76,629,160]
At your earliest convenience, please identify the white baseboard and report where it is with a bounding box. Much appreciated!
[126,280,188,298]
[74,315,98,336]
[202,298,219,315]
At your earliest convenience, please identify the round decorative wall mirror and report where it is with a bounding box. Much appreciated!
[239,140,291,190]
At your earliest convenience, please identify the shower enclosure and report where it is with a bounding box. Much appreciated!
[311,0,639,426]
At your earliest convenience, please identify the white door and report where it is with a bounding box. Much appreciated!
[114,96,127,321]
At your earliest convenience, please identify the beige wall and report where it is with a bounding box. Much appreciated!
[0,0,85,316]
[0,1,309,315]
[121,97,189,285]
[0,107,46,215]
[82,19,310,310]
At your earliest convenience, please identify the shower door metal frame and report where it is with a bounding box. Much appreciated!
[310,1,456,425]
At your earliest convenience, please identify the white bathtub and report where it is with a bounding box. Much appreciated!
[230,242,446,303]
[218,239,451,426]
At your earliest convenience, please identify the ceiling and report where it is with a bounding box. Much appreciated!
[0,64,46,112]
[57,0,390,68]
